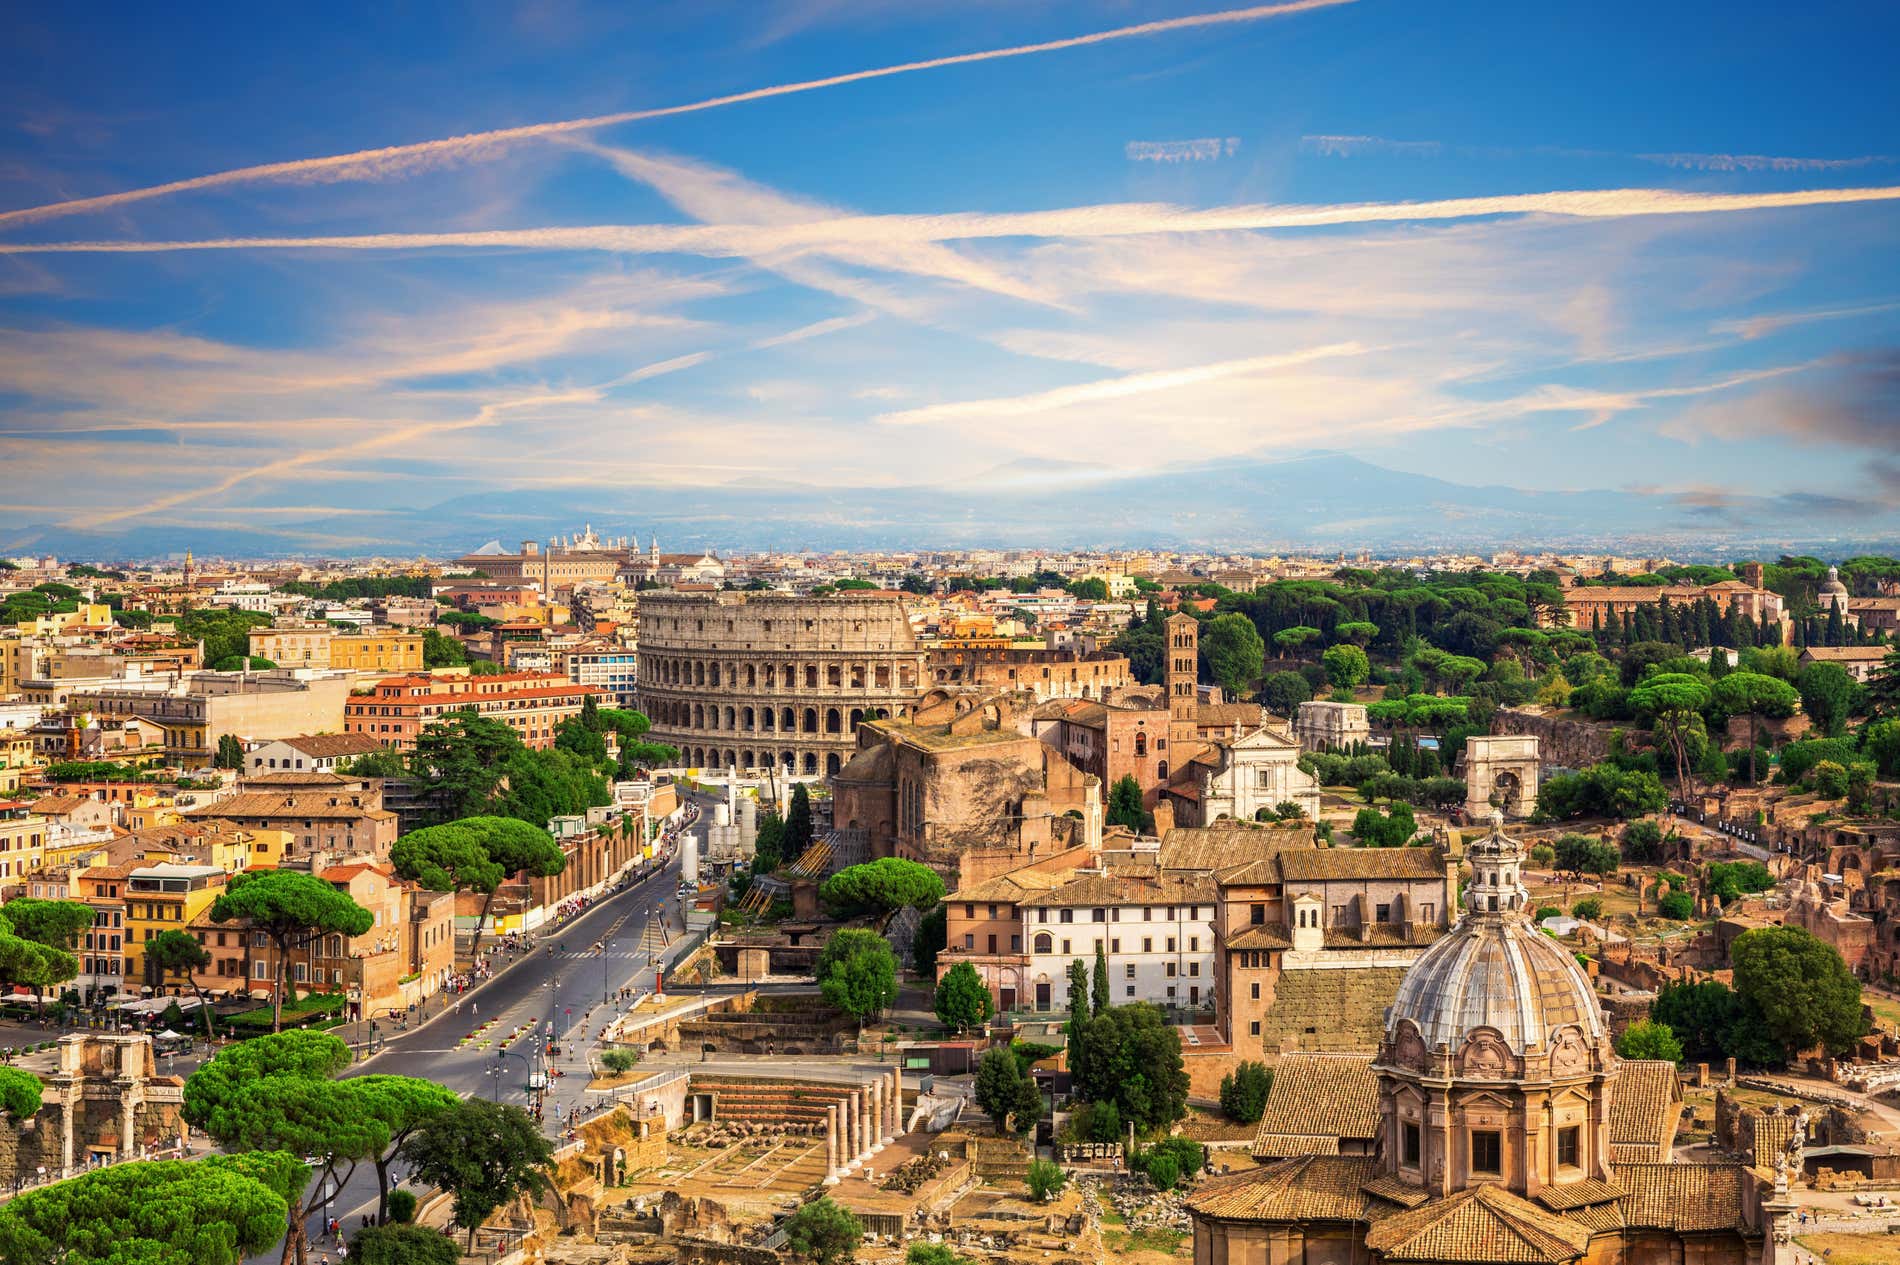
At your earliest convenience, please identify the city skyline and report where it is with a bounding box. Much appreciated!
[3,1,1899,554]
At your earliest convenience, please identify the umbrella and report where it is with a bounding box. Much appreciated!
[156,1029,186,1040]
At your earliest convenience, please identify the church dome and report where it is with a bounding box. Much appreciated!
[1820,565,1849,606]
[1384,815,1605,1057]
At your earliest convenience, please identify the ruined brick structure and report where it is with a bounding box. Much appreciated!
[0,1035,186,1187]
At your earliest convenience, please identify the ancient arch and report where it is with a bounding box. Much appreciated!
[1463,735,1541,819]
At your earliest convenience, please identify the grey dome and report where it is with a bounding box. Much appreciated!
[1386,915,1605,1055]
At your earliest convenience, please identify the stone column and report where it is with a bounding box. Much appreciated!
[890,1068,903,1136]
[824,1104,840,1184]
[846,1090,863,1167]
[120,1087,139,1160]
[869,1080,886,1153]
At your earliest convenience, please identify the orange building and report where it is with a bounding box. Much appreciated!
[342,671,602,751]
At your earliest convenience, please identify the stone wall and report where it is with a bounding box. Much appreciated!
[1256,965,1412,1055]
[1492,707,1617,771]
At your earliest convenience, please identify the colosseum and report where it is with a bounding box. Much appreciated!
[636,592,926,776]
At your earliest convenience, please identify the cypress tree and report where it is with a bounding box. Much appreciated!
[1091,943,1110,1016]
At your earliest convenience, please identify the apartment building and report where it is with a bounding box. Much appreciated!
[122,863,228,988]
[342,671,600,751]
[0,801,47,888]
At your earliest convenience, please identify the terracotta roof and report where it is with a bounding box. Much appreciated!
[1799,646,1888,663]
[1362,1184,1592,1264]
[1361,1172,1433,1209]
[1279,847,1445,881]
[274,733,385,759]
[1159,823,1311,873]
[1187,1154,1384,1223]
[943,870,1066,905]
[1027,870,1216,908]
[25,795,89,816]
[1529,1178,1624,1210]
[189,792,394,822]
[1226,923,1294,951]
[1608,1162,1754,1233]
[1606,1060,1683,1161]
[1251,1054,1380,1155]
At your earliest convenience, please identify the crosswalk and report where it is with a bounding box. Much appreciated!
[552,950,645,961]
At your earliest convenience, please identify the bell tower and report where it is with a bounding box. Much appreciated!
[1166,613,1199,750]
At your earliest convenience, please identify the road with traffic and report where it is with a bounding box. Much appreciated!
[244,790,713,1262]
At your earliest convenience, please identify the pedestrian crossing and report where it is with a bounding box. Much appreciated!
[553,950,645,961]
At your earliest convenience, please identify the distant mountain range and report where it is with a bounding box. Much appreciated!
[10,453,1898,561]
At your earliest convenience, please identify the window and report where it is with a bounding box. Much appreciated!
[1376,903,1392,924]
[1033,933,1053,954]
[986,934,996,953]
[1126,985,1135,997]
[1422,903,1436,923]
[1250,1020,1261,1036]
[1142,937,1152,953]
[1166,937,1176,953]
[1472,1130,1502,1174]
[1060,909,1074,924]
[1109,939,1120,953]
[1250,981,1261,1000]
[1250,903,1265,925]
[1010,934,1021,952]
[1165,963,1176,977]
[1188,962,1200,977]
[1061,939,1072,955]
[1557,1126,1580,1169]
[1125,963,1135,979]
[963,934,974,949]
[1188,936,1198,952]
[1403,1122,1421,1166]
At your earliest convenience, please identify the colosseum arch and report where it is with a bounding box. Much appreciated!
[850,708,864,729]
[826,753,842,775]
[742,706,755,730]
[780,706,795,731]
[803,752,819,774]
[805,665,819,689]
[803,708,818,733]
[825,707,842,733]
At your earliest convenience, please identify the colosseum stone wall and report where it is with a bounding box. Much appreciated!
[636,592,926,776]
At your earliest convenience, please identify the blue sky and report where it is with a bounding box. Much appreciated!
[1,0,1897,547]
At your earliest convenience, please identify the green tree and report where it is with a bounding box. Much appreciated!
[215,733,246,770]
[1867,719,1900,779]
[786,784,816,858]
[754,811,787,873]
[1867,644,1900,716]
[1335,621,1380,646]
[1261,671,1312,716]
[1657,890,1694,919]
[974,1045,1042,1135]
[0,1152,303,1265]
[1218,1061,1272,1123]
[1273,626,1323,658]
[1026,1158,1067,1201]
[1203,614,1266,697]
[819,858,945,914]
[1729,925,1867,1060]
[352,1223,463,1265]
[146,928,216,1036]
[815,929,897,1029]
[1628,673,1712,792]
[421,629,468,668]
[1570,897,1603,920]
[1552,835,1619,880]
[1321,643,1371,691]
[783,1197,863,1265]
[1067,1002,1189,1132]
[1068,957,1090,1014]
[390,816,562,964]
[184,1032,383,1265]
[1798,662,1859,737]
[410,711,522,822]
[207,871,374,1032]
[933,961,994,1033]
[0,1067,41,1121]
[0,904,81,1014]
[1092,942,1110,1017]
[350,1074,461,1223]
[1651,980,1782,1066]
[913,904,946,977]
[1710,672,1799,784]
[398,1097,554,1251]
[1106,774,1151,834]
[1352,801,1417,848]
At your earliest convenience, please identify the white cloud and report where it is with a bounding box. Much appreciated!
[0,0,1354,231]
[1126,138,1240,163]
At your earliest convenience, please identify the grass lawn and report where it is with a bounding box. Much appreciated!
[1797,1234,1900,1265]
[1865,994,1900,1030]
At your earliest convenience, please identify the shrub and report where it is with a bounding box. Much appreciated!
[386,1188,417,1224]
[1026,1158,1067,1201]
[1571,897,1603,920]
[600,1047,640,1074]
[1810,760,1849,800]
[1657,891,1695,920]
[1145,1154,1180,1191]
[1529,844,1555,868]
[1218,1061,1272,1123]
[1535,906,1561,922]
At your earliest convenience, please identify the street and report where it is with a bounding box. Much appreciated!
[246,792,711,1261]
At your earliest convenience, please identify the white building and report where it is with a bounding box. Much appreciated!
[1192,725,1323,824]
[1020,870,1218,1013]
[245,733,386,776]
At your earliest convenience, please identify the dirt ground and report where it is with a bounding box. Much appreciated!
[1796,1234,1900,1265]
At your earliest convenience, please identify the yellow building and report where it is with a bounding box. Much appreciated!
[15,604,115,636]
[122,863,228,988]
[0,729,36,794]
[0,803,47,887]
[329,633,424,674]
[247,624,332,667]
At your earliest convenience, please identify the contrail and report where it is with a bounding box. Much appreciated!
[7,184,1897,259]
[0,0,1354,232]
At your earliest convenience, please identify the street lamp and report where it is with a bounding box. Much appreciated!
[494,1048,531,1103]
